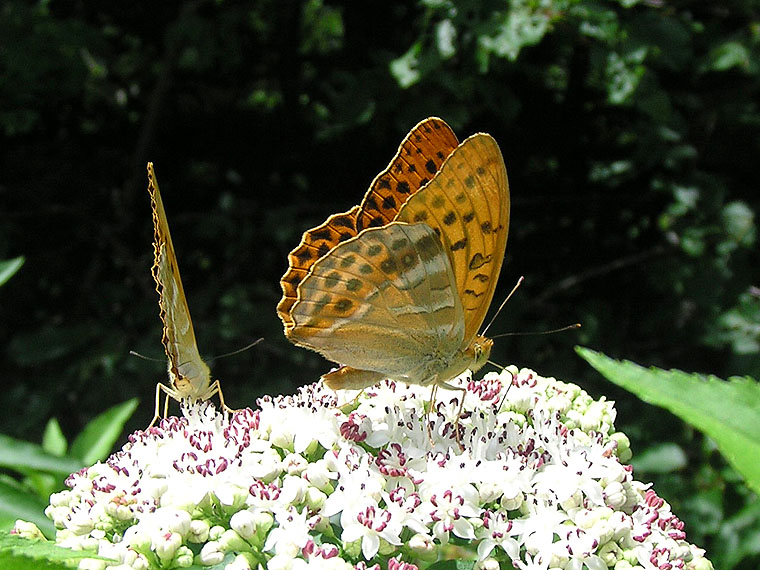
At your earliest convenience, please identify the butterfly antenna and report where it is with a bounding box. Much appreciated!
[129,350,164,363]
[481,276,524,337]
[208,338,264,362]
[483,359,516,411]
[490,323,581,339]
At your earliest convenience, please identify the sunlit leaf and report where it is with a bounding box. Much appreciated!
[0,257,24,287]
[70,399,139,465]
[577,347,760,494]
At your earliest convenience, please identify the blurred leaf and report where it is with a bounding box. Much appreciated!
[717,499,760,568]
[707,41,750,72]
[0,531,114,568]
[0,257,24,287]
[8,325,101,365]
[69,399,139,465]
[577,347,760,494]
[0,480,54,538]
[722,201,756,247]
[390,42,421,88]
[41,420,66,458]
[0,436,82,478]
[428,559,476,570]
[705,289,760,355]
[631,442,688,474]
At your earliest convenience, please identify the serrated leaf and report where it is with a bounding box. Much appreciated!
[576,347,760,494]
[0,435,83,477]
[70,398,139,464]
[0,481,55,538]
[0,257,25,287]
[0,531,114,569]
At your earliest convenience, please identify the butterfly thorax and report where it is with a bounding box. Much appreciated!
[168,359,211,399]
[401,334,493,387]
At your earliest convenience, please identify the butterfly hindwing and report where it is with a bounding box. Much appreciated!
[287,222,464,380]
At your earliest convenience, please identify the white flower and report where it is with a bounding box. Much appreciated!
[477,510,520,561]
[264,506,313,556]
[341,502,403,560]
[26,368,711,570]
[419,485,480,542]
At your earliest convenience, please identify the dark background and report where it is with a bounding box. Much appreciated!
[1,1,758,567]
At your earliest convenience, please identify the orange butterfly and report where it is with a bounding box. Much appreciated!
[147,163,230,424]
[278,118,509,393]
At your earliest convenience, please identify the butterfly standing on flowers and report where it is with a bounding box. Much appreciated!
[278,118,510,396]
[146,163,231,425]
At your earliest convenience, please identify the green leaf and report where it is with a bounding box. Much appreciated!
[70,399,139,464]
[390,42,421,88]
[41,420,67,458]
[428,560,477,570]
[0,435,83,478]
[576,347,760,494]
[630,442,688,474]
[0,257,24,287]
[708,41,750,72]
[0,531,114,569]
[0,479,54,538]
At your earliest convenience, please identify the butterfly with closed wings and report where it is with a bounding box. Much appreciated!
[146,162,231,425]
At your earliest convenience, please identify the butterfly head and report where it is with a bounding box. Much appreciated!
[467,335,493,374]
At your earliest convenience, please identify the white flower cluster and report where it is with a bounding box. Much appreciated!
[30,367,712,570]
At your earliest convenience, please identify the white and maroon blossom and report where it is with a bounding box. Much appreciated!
[376,443,409,477]
[387,555,419,570]
[264,506,314,556]
[421,486,481,542]
[476,510,520,561]
[341,503,403,560]
[381,486,427,535]
[28,367,711,570]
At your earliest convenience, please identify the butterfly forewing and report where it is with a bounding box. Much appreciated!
[147,163,211,398]
[356,117,458,231]
[288,222,464,380]
[395,133,509,342]
[277,117,458,331]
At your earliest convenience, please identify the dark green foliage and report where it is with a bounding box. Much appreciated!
[1,1,758,567]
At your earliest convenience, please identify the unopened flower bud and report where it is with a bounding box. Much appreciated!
[305,487,327,511]
[12,520,45,540]
[188,519,210,543]
[230,510,257,540]
[199,540,225,565]
[153,531,182,564]
[407,533,436,560]
[220,528,248,552]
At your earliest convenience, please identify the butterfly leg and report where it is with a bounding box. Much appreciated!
[149,382,179,428]
[203,380,238,416]
[425,384,439,447]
